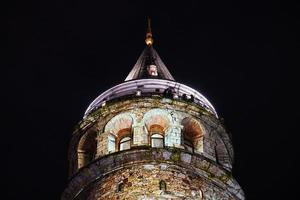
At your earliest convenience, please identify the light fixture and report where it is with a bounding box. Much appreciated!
[136,90,141,96]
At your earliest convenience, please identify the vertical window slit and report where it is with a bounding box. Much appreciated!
[159,180,167,191]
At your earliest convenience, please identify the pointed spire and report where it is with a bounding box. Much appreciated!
[125,19,174,81]
[145,18,154,46]
[125,47,175,81]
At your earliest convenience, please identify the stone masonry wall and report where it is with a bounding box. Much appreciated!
[69,97,234,176]
[85,163,234,200]
[62,148,244,200]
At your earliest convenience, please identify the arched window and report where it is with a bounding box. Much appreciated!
[77,131,97,169]
[147,65,158,76]
[159,180,167,191]
[151,134,164,148]
[182,117,204,154]
[119,137,131,151]
[117,182,124,192]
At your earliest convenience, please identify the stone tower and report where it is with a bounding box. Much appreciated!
[62,21,245,200]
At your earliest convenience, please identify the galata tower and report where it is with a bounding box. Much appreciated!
[62,20,245,200]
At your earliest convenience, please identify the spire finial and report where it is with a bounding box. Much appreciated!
[145,18,153,46]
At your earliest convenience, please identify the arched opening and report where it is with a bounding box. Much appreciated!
[104,113,133,136]
[149,124,164,148]
[143,109,171,131]
[143,109,171,148]
[215,137,232,169]
[182,117,204,153]
[117,128,132,151]
[159,180,167,191]
[77,130,97,169]
[117,182,124,193]
[103,113,133,153]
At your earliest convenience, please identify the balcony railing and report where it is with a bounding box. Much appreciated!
[84,79,218,118]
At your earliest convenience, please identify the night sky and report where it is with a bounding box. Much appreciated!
[3,0,297,199]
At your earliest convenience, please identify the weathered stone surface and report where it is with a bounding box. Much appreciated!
[64,95,244,200]
[85,164,229,200]
[62,147,243,200]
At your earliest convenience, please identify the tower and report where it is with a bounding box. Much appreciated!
[62,21,245,200]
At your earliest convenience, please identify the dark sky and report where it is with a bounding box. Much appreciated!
[3,0,297,199]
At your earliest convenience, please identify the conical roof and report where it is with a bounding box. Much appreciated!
[85,35,218,117]
[125,46,175,81]
[84,19,218,118]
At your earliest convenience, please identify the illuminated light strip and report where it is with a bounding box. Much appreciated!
[84,79,218,118]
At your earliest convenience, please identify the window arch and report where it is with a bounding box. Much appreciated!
[104,113,133,137]
[103,112,134,154]
[77,130,97,169]
[182,117,205,153]
[143,109,171,134]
